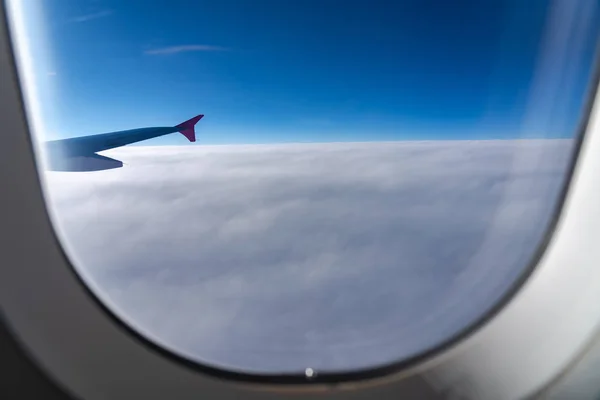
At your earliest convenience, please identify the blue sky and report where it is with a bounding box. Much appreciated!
[16,0,600,144]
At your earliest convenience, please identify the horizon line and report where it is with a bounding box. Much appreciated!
[120,137,575,149]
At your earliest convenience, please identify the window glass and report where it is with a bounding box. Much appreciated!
[6,0,600,375]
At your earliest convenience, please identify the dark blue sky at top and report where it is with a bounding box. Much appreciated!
[19,0,600,144]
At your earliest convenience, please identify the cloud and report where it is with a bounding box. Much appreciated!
[42,140,573,373]
[71,10,112,23]
[46,71,56,76]
[144,45,231,55]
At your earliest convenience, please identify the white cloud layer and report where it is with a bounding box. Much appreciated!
[42,140,574,374]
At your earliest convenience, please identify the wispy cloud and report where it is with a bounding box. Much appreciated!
[144,45,231,55]
[46,71,57,76]
[71,10,113,23]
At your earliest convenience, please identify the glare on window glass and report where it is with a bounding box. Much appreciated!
[6,0,600,375]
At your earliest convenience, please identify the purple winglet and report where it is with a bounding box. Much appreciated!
[175,114,204,142]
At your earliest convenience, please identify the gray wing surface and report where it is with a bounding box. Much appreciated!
[43,115,203,171]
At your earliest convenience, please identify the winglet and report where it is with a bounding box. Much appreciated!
[175,114,204,142]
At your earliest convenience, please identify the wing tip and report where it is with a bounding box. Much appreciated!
[176,114,204,142]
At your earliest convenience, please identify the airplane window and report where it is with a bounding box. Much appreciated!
[5,0,600,377]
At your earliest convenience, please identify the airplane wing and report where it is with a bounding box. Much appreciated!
[44,114,203,171]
